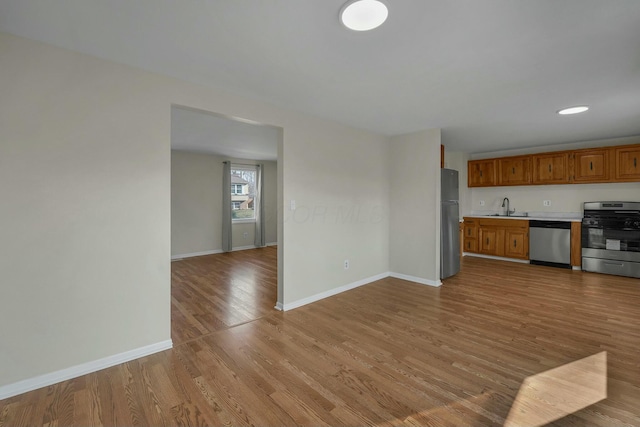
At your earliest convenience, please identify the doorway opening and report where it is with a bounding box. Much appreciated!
[169,105,283,344]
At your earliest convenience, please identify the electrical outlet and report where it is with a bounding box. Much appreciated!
[243,231,248,239]
[344,259,349,270]
[479,200,485,206]
[290,200,296,210]
[543,200,551,207]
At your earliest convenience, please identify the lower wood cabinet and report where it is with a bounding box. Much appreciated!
[464,217,529,260]
[479,227,500,255]
[463,217,581,265]
[505,228,528,258]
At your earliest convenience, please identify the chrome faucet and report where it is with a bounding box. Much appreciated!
[502,197,515,216]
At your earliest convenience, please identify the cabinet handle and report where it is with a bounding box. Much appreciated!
[590,161,593,170]
[486,238,489,245]
[480,170,483,177]
[635,157,637,168]
[514,239,517,248]
[548,164,551,172]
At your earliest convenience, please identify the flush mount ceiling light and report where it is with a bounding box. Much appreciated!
[557,105,589,115]
[340,0,388,31]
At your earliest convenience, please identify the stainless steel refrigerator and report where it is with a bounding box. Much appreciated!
[441,168,460,279]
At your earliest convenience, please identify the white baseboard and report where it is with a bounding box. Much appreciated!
[171,249,222,260]
[266,242,278,247]
[389,272,442,287]
[0,339,173,400]
[281,272,389,311]
[232,245,257,252]
[463,252,530,264]
[280,271,445,311]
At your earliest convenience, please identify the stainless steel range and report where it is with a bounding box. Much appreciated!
[582,201,640,278]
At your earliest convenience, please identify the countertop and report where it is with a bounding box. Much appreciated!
[464,212,582,223]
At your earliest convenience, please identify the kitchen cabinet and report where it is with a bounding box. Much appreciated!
[570,222,582,268]
[467,142,640,187]
[463,217,529,260]
[468,159,496,187]
[463,218,478,252]
[479,227,501,256]
[572,148,611,183]
[614,146,640,181]
[532,152,570,184]
[504,229,528,258]
[498,156,531,186]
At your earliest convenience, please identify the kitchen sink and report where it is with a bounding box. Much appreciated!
[487,213,529,217]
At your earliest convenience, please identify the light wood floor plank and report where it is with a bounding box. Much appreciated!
[1,251,640,426]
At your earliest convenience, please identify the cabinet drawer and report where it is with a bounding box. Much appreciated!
[464,238,478,253]
[464,224,477,239]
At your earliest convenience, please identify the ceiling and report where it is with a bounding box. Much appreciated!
[171,106,279,161]
[1,0,640,154]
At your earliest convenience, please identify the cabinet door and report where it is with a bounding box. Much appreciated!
[532,152,569,184]
[468,160,496,187]
[572,149,611,183]
[479,228,497,255]
[504,229,528,259]
[499,156,531,185]
[615,146,640,181]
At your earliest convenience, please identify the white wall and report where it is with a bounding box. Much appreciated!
[0,32,392,391]
[171,151,221,255]
[0,32,171,389]
[389,129,442,284]
[262,160,278,245]
[467,135,640,215]
[281,118,391,303]
[171,151,277,256]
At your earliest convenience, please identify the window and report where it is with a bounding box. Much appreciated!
[230,166,257,221]
[231,184,243,195]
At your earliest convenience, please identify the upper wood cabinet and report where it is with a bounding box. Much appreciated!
[468,159,496,187]
[615,146,640,181]
[572,148,611,183]
[532,152,570,184]
[498,156,531,186]
[467,143,640,187]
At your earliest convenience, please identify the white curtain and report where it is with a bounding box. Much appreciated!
[222,161,232,252]
[254,164,266,247]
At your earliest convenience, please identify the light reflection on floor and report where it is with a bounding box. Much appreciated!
[505,351,607,427]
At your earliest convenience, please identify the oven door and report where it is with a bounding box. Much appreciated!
[582,220,640,262]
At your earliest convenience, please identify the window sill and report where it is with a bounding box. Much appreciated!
[232,219,256,224]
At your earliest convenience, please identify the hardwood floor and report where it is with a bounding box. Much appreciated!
[2,254,640,426]
[171,247,277,345]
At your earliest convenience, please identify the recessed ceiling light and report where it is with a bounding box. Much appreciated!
[340,0,388,31]
[557,106,589,115]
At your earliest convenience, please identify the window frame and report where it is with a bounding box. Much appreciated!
[230,165,257,223]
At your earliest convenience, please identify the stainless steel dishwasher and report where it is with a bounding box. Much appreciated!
[529,220,572,268]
